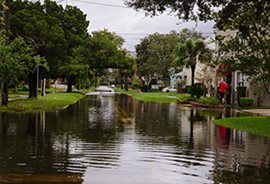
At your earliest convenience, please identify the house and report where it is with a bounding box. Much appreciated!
[171,63,205,87]
[170,37,219,94]
[215,30,270,106]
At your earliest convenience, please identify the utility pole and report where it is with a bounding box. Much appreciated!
[36,63,39,105]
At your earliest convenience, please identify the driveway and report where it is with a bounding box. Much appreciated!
[241,109,270,116]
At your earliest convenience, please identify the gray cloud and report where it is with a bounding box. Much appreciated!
[59,0,214,52]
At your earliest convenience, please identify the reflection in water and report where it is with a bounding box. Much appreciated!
[0,94,270,183]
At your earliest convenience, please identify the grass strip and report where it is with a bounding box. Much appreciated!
[1,92,84,112]
[214,116,270,137]
[116,89,190,103]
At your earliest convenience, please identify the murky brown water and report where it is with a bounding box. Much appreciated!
[0,94,270,184]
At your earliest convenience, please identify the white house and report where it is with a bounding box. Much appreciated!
[169,37,218,91]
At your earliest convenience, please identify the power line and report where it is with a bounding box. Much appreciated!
[118,32,214,37]
[70,0,129,8]
[118,33,150,36]
[124,37,144,40]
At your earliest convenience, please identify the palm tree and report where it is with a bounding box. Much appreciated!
[175,39,212,86]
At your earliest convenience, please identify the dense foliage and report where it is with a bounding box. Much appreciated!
[10,0,89,94]
[239,97,254,107]
[136,29,207,85]
[75,29,134,88]
[0,0,133,105]
[188,85,204,98]
[0,31,45,105]
[217,1,270,94]
[198,96,220,105]
[136,31,180,82]
[125,0,266,22]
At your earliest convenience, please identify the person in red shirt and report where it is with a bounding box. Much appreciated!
[218,81,228,104]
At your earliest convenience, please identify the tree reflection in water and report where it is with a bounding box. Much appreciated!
[0,95,270,184]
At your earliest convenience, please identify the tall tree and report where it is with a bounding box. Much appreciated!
[76,30,129,88]
[175,39,211,86]
[59,61,89,92]
[136,31,181,83]
[0,32,44,105]
[10,0,89,94]
[44,0,89,91]
[10,0,66,97]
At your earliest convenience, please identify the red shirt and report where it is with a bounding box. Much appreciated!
[218,82,228,93]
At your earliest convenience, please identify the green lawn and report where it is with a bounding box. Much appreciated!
[1,92,84,112]
[116,89,190,103]
[214,116,270,137]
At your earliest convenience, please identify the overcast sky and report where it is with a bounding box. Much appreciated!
[58,0,215,52]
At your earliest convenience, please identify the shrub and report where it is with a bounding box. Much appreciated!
[198,97,220,105]
[239,97,254,107]
[188,85,204,98]
[179,95,196,102]
[131,77,140,89]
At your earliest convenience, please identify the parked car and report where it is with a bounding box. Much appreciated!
[162,86,177,92]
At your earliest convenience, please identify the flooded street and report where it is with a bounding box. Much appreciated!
[0,94,270,183]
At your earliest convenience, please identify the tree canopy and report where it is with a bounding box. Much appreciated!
[136,29,206,84]
[124,0,266,22]
[126,0,270,93]
[0,31,44,105]
[75,30,134,87]
[217,1,270,93]
[136,31,181,81]
[8,0,89,95]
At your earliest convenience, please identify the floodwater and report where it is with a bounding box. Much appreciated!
[0,94,270,184]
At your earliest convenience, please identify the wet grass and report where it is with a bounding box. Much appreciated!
[214,116,270,137]
[1,92,84,112]
[116,89,190,103]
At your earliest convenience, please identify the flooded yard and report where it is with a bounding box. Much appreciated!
[0,94,269,183]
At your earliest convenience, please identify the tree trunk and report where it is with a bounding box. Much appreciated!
[124,76,128,91]
[76,79,81,90]
[66,79,73,92]
[28,73,37,98]
[94,72,98,88]
[191,65,196,86]
[1,81,9,106]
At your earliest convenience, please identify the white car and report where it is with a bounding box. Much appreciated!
[162,86,177,92]
[95,86,115,92]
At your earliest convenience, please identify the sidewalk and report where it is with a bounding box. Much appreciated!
[241,109,270,116]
